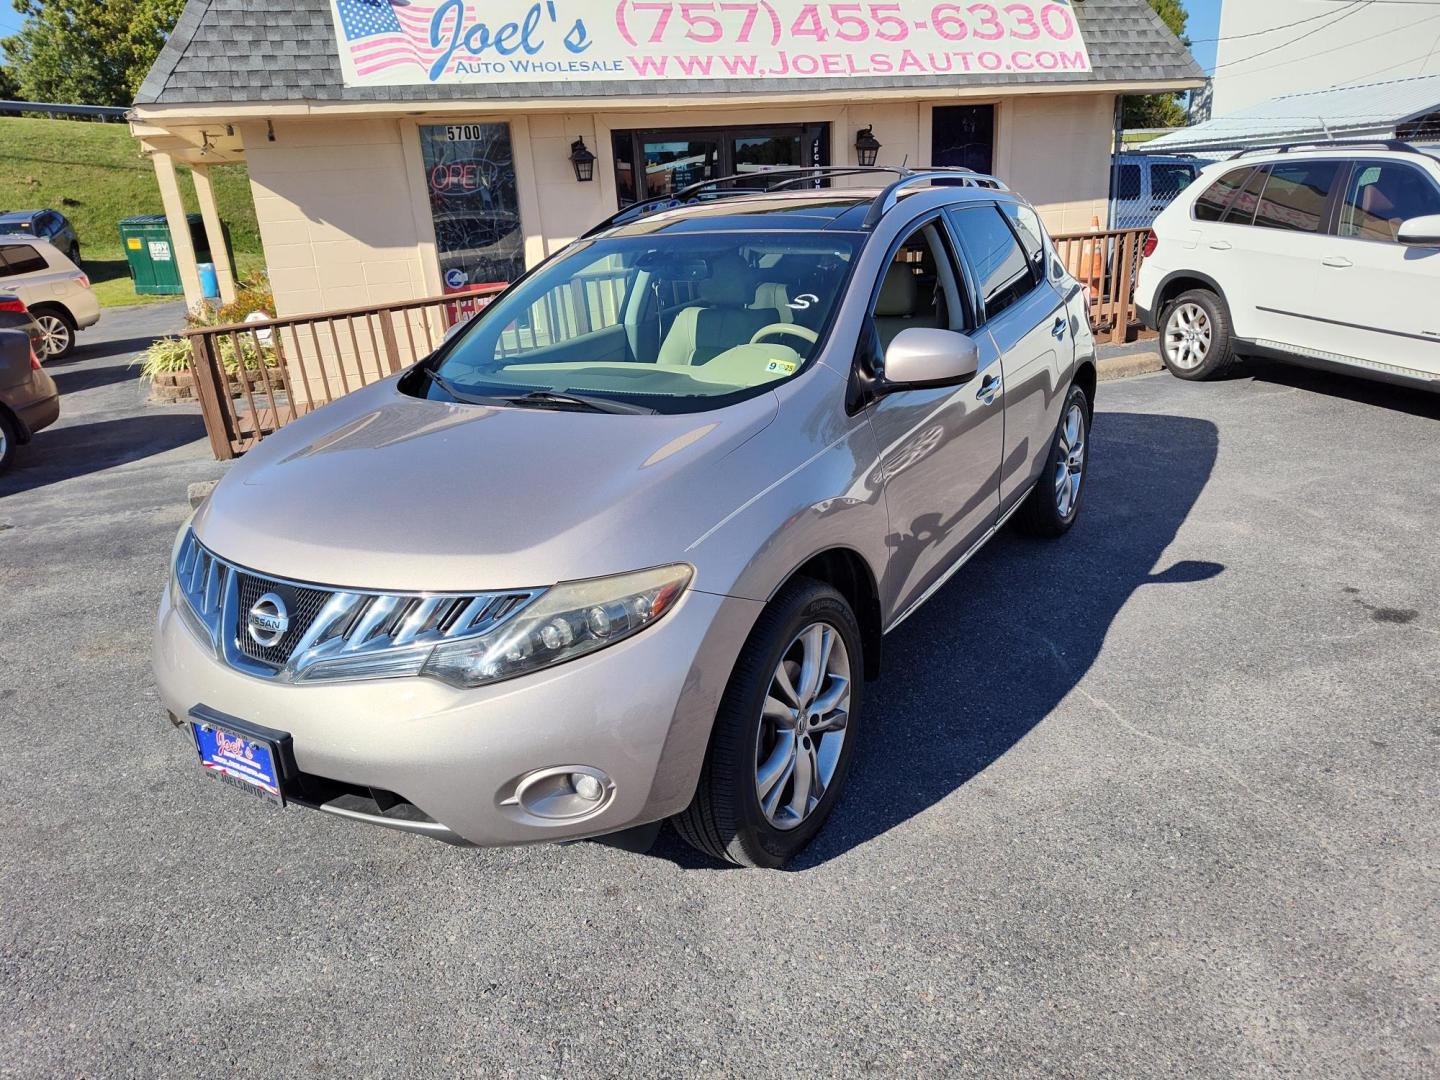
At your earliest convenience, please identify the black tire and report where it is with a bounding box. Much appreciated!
[32,306,76,360]
[71,243,82,266]
[1014,383,1091,539]
[673,578,863,868]
[0,410,18,476]
[1160,288,1239,381]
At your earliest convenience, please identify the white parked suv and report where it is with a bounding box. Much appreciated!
[1135,141,1440,392]
[0,236,102,359]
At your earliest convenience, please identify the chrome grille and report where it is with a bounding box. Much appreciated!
[234,572,334,668]
[172,530,543,684]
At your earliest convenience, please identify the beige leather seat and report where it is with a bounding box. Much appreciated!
[873,263,936,351]
[658,256,787,366]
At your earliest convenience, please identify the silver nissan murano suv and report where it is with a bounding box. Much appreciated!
[155,167,1097,868]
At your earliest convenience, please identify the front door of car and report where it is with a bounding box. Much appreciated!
[1309,160,1440,376]
[864,216,1003,620]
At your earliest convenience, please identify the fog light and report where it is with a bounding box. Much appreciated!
[508,766,615,820]
[573,772,604,802]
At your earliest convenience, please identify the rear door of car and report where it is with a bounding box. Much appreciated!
[1212,159,1345,352]
[945,202,1070,512]
[0,244,62,308]
[1308,157,1440,376]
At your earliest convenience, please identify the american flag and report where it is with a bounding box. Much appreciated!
[334,0,456,78]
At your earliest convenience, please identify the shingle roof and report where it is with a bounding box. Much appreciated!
[135,0,1202,107]
[1145,74,1440,153]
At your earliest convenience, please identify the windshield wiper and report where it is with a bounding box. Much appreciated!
[500,390,656,415]
[422,366,506,407]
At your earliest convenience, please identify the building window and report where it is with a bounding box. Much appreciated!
[611,124,829,208]
[419,123,526,291]
[931,105,995,174]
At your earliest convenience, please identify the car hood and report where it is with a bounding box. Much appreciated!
[192,377,780,593]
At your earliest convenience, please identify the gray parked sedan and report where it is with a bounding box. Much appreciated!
[154,167,1097,868]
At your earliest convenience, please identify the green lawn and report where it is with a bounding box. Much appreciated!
[0,116,264,309]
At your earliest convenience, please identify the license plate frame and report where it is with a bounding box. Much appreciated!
[188,706,295,808]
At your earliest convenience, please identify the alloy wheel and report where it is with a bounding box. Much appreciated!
[754,622,851,831]
[0,423,8,463]
[36,315,71,358]
[1054,402,1086,519]
[1164,302,1212,370]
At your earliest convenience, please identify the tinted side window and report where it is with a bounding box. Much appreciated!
[1254,162,1339,233]
[1116,164,1142,200]
[948,205,1034,321]
[1000,203,1047,283]
[1193,168,1254,222]
[1339,163,1440,242]
[0,246,48,277]
[1152,164,1197,201]
[1222,167,1269,226]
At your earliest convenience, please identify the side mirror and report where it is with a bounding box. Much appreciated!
[882,328,980,391]
[1397,214,1440,247]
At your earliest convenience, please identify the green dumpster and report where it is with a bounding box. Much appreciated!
[118,215,234,296]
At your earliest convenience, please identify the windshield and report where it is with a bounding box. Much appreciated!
[427,232,861,414]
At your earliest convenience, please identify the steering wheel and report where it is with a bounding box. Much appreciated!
[750,323,819,348]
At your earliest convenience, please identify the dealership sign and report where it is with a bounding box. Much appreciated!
[331,0,1091,87]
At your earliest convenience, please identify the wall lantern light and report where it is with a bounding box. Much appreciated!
[570,136,597,182]
[855,126,882,167]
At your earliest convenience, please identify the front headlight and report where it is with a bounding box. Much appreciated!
[420,564,692,690]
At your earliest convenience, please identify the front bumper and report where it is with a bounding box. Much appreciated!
[154,582,762,847]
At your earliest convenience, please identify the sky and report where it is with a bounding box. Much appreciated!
[0,6,21,38]
[1187,0,1224,74]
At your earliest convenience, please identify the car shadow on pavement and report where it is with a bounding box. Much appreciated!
[1243,359,1440,421]
[649,410,1224,870]
[47,361,151,396]
[0,413,206,498]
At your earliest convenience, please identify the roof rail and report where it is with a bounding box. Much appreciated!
[861,170,1009,228]
[583,166,915,237]
[1230,139,1421,160]
[581,164,1009,238]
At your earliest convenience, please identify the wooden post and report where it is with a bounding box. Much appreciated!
[378,308,402,373]
[152,151,205,310]
[192,164,238,305]
[189,334,237,461]
[1111,232,1136,345]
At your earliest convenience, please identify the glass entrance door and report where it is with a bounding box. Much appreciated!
[613,124,829,207]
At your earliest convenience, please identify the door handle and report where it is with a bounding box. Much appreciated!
[1051,316,1067,340]
[976,373,1001,404]
[1322,256,1354,269]
[1209,241,1232,251]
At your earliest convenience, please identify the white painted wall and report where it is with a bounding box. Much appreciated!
[240,119,432,317]
[1213,0,1440,115]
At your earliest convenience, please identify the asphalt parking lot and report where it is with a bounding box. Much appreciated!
[2,327,1437,1078]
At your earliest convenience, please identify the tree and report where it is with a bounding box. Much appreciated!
[1,0,186,106]
[0,59,19,100]
[1124,0,1193,130]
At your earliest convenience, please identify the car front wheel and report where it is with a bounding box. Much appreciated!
[674,579,862,868]
[33,308,75,360]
